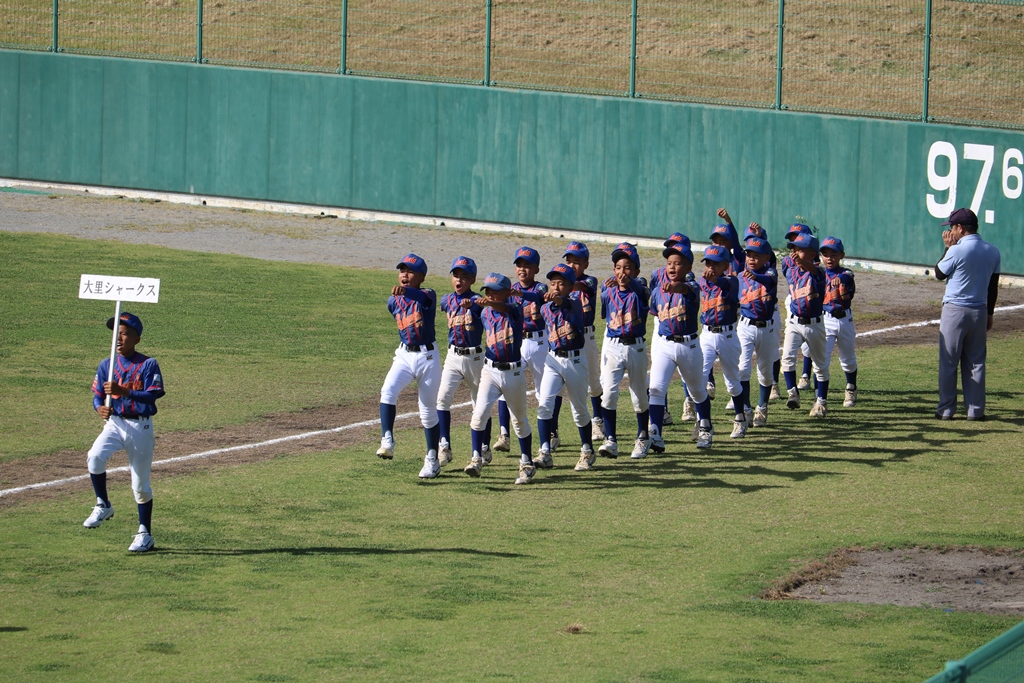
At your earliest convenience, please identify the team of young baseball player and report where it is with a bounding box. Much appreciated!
[80,211,861,551]
[375,210,860,484]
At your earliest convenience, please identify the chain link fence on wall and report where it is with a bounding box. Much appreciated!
[2,0,1022,129]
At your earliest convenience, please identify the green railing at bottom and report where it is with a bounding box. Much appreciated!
[924,620,1024,683]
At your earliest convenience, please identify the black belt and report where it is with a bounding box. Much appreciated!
[705,324,735,333]
[742,319,769,328]
[486,359,522,370]
[119,414,145,420]
[403,343,435,352]
[794,316,822,325]
[583,326,595,333]
[661,333,698,343]
[524,330,544,339]
[553,349,582,358]
[827,310,847,319]
[451,345,482,356]
[612,335,643,345]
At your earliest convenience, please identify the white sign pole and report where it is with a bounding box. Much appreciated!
[105,300,121,409]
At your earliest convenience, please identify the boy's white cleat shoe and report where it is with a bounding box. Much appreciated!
[706,382,717,400]
[464,456,483,477]
[809,399,827,418]
[769,383,781,401]
[418,452,441,479]
[437,439,453,467]
[650,434,666,453]
[786,388,800,410]
[725,397,735,410]
[550,430,561,451]
[844,387,858,408]
[630,437,651,459]
[696,424,714,449]
[83,501,114,528]
[128,526,154,553]
[481,444,492,466]
[514,463,536,485]
[575,444,597,471]
[752,405,768,428]
[493,433,511,452]
[730,414,748,439]
[797,374,810,390]
[591,417,606,441]
[532,447,554,470]
[376,434,395,459]
[598,437,619,459]
[662,410,674,426]
[681,397,696,422]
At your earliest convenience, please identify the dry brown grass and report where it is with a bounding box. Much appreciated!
[760,546,862,600]
[1,0,1021,127]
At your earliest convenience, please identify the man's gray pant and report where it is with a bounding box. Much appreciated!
[938,304,987,418]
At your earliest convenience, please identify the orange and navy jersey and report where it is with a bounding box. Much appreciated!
[482,304,524,363]
[387,287,437,346]
[91,353,165,417]
[785,265,826,318]
[738,266,778,322]
[440,292,484,348]
[601,278,650,338]
[511,281,547,333]
[569,274,599,328]
[650,266,668,291]
[699,275,739,327]
[823,267,855,314]
[541,298,586,351]
[650,283,699,337]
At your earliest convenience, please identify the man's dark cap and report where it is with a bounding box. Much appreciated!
[942,208,978,227]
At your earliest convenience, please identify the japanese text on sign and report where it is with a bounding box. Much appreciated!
[78,274,161,303]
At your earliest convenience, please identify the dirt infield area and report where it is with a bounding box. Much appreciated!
[3,187,1024,615]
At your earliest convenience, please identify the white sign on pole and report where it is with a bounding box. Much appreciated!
[79,274,161,304]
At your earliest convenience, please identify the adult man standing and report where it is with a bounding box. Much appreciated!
[934,208,1001,421]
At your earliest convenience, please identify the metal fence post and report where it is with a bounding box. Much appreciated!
[51,0,58,52]
[484,0,492,85]
[775,0,785,110]
[628,0,638,97]
[340,0,349,74]
[196,0,204,63]
[922,0,933,122]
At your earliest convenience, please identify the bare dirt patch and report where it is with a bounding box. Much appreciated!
[767,547,1024,616]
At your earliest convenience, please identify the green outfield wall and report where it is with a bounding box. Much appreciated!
[2,51,1022,273]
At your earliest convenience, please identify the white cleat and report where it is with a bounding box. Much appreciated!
[418,452,441,479]
[691,421,700,442]
[464,456,483,477]
[706,382,717,400]
[650,434,666,454]
[532,447,554,470]
[437,439,453,467]
[786,388,800,410]
[769,383,781,401]
[598,437,619,459]
[844,387,858,408]
[550,430,561,451]
[493,433,511,452]
[128,526,154,553]
[514,462,536,485]
[696,423,714,449]
[481,444,492,466]
[662,411,674,426]
[630,437,651,459]
[752,405,768,428]
[797,374,811,390]
[744,406,754,427]
[809,399,827,418]
[591,417,606,441]
[730,414,748,439]
[725,397,735,411]
[681,397,696,422]
[376,434,395,460]
[575,444,597,471]
[83,501,114,528]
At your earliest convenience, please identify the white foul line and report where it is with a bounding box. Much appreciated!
[4,303,1024,500]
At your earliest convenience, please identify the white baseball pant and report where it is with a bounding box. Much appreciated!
[600,337,649,412]
[738,318,781,387]
[781,318,830,382]
[700,326,742,397]
[583,326,602,398]
[471,360,531,437]
[380,346,441,428]
[822,312,858,373]
[650,335,707,406]
[87,415,155,504]
[437,346,484,411]
[521,333,547,394]
[536,351,591,426]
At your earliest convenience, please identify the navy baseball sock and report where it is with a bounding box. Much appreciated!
[577,423,593,448]
[636,410,649,438]
[740,380,751,410]
[772,359,781,385]
[425,423,440,453]
[802,357,812,377]
[649,404,664,437]
[538,418,553,452]
[552,395,563,424]
[846,370,857,389]
[138,500,152,533]
[591,395,602,419]
[438,410,452,443]
[783,371,797,390]
[759,383,772,407]
[471,429,484,457]
[817,380,830,402]
[89,473,109,506]
[379,403,397,437]
[602,407,617,441]
[498,400,510,436]
[483,418,493,447]
[696,398,712,424]
[518,434,533,464]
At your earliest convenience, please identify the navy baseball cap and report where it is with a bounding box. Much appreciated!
[942,207,978,227]
[662,243,694,263]
[785,223,812,241]
[744,224,766,240]
[564,241,590,260]
[450,255,477,276]
[107,312,143,336]
[701,244,730,263]
[481,272,512,291]
[546,262,577,285]
[819,236,845,253]
[787,233,820,251]
[709,224,734,245]
[514,246,540,266]
[663,232,692,249]
[397,253,428,275]
[611,242,640,268]
[744,236,773,256]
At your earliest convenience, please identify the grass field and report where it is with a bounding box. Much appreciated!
[2,231,1024,680]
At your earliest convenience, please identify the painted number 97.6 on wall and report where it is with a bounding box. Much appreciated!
[927,141,1023,224]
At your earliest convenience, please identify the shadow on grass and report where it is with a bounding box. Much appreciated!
[159,546,529,558]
